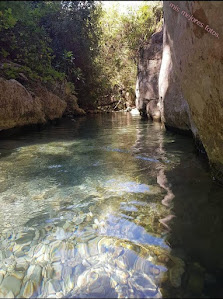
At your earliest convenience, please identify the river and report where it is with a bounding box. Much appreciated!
[0,113,222,298]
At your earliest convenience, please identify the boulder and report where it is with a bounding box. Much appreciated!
[31,84,67,120]
[0,78,44,130]
[0,77,66,130]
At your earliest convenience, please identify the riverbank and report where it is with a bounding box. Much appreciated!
[0,73,85,132]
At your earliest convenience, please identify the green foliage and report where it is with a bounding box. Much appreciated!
[0,1,163,109]
[0,7,17,30]
[121,2,163,57]
[0,1,102,106]
[95,1,163,104]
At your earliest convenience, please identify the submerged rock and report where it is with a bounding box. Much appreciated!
[22,280,35,298]
[0,275,22,296]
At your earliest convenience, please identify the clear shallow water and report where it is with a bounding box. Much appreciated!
[0,113,223,298]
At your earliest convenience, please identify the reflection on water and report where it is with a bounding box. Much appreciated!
[0,113,222,298]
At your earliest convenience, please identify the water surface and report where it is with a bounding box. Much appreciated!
[0,113,222,298]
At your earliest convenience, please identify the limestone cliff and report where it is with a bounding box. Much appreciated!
[158,24,192,132]
[160,1,223,182]
[137,1,223,183]
[136,28,163,120]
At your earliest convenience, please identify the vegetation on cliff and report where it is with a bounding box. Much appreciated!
[97,1,163,108]
[0,1,102,109]
[0,1,162,110]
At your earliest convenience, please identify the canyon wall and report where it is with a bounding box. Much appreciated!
[161,1,223,182]
[136,28,163,120]
[137,1,223,183]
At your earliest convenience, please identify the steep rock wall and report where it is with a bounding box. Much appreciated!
[158,24,192,132]
[161,1,223,182]
[136,28,163,119]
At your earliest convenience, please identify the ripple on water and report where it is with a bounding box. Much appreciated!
[0,115,216,298]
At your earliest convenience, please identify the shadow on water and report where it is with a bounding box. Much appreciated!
[130,117,223,298]
[164,158,223,298]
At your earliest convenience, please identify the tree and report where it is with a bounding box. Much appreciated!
[95,1,163,106]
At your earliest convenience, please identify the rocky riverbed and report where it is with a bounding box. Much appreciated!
[0,115,222,298]
[0,206,186,298]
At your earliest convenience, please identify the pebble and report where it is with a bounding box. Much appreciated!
[115,256,126,270]
[76,270,89,288]
[30,264,42,287]
[23,280,34,298]
[46,279,61,295]
[56,292,64,298]
[27,245,36,258]
[88,237,102,256]
[15,231,35,245]
[5,291,15,298]
[33,230,40,241]
[26,264,35,279]
[82,259,91,268]
[50,241,64,262]
[0,273,4,285]
[12,270,24,280]
[110,276,118,288]
[67,258,80,268]
[1,275,22,296]
[64,274,75,293]
[52,262,62,280]
[34,244,46,258]
[76,243,90,258]
[63,221,70,231]
[45,224,55,232]
[66,242,76,259]
[73,215,86,225]
[149,265,160,276]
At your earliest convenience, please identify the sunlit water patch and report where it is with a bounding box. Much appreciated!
[0,114,222,298]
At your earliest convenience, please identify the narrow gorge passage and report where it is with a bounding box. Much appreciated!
[0,114,222,298]
[0,1,223,298]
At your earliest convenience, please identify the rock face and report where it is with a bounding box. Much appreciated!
[31,84,67,121]
[136,28,163,120]
[160,1,223,182]
[0,78,45,130]
[158,24,192,132]
[63,94,86,117]
[146,99,161,122]
[137,2,223,182]
[0,77,85,131]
